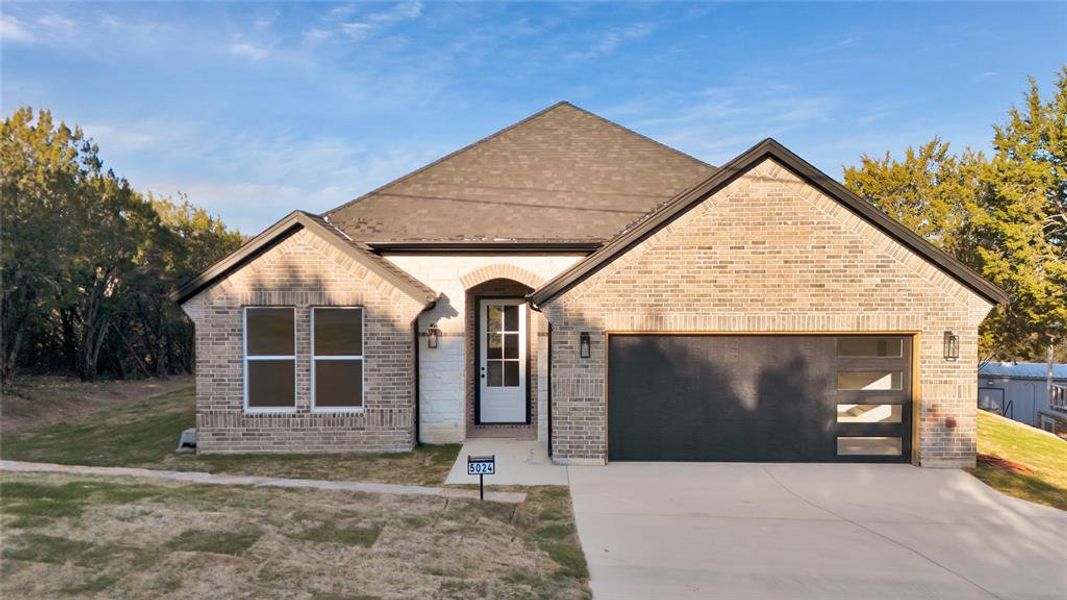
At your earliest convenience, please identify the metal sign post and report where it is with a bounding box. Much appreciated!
[467,454,496,500]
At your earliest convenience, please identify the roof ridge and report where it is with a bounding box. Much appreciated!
[324,101,574,220]
[323,101,713,223]
[559,101,714,170]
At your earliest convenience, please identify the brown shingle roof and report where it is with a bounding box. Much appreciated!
[325,102,715,242]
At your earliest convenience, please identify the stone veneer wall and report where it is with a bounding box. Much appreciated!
[543,157,995,467]
[385,255,584,443]
[181,228,426,454]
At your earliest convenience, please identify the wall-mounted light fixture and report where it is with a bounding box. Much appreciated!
[427,323,440,349]
[579,332,591,359]
[943,330,959,362]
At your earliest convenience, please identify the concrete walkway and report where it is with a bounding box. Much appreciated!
[445,438,568,486]
[569,463,1067,600]
[1,460,526,504]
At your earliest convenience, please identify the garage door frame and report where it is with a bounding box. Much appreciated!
[604,331,922,465]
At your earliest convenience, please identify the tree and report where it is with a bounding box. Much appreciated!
[844,139,987,266]
[844,69,1067,361]
[1,108,83,380]
[1,107,243,382]
[976,71,1067,359]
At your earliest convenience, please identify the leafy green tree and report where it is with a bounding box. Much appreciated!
[1,107,242,382]
[844,139,987,266]
[844,69,1067,361]
[976,72,1067,359]
[1,108,83,380]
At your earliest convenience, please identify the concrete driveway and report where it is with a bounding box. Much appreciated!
[568,463,1067,600]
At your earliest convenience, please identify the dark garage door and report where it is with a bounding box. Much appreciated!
[608,335,912,462]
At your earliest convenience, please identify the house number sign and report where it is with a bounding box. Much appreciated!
[467,454,495,500]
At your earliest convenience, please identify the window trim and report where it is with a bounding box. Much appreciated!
[243,306,297,414]
[311,306,366,413]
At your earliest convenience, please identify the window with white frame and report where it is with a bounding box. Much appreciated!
[312,307,364,410]
[244,307,296,411]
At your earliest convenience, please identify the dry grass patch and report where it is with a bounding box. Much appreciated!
[0,472,589,599]
[1,375,194,434]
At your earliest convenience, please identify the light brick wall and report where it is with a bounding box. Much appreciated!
[385,255,583,443]
[182,229,426,454]
[544,158,995,467]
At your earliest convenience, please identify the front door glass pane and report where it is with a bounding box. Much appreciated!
[487,333,502,359]
[504,333,519,359]
[487,361,503,386]
[503,305,519,331]
[486,303,521,388]
[487,306,502,332]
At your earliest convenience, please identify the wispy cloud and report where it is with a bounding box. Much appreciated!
[229,41,269,61]
[252,10,280,30]
[610,81,838,163]
[305,1,423,43]
[567,23,653,61]
[81,118,210,155]
[0,15,35,43]
[83,113,447,232]
[37,12,77,37]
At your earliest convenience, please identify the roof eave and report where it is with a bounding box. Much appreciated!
[370,240,603,253]
[170,211,437,306]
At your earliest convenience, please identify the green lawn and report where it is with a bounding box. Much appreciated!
[0,386,459,487]
[971,410,1067,511]
[1,472,589,599]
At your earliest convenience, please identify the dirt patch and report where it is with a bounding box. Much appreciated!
[1,375,194,434]
[977,453,1035,474]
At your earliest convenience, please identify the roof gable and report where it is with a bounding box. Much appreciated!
[171,211,437,305]
[530,138,1008,306]
[325,102,714,242]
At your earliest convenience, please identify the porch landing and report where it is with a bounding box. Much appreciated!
[445,439,568,486]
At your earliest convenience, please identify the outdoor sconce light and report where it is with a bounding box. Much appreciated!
[426,324,440,349]
[579,332,591,359]
[943,330,959,362]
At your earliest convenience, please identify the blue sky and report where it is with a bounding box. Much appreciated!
[3,2,1065,233]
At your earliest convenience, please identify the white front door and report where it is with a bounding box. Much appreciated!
[479,299,527,423]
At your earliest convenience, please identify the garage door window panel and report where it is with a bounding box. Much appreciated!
[837,403,903,423]
[837,436,903,456]
[837,371,903,391]
[837,337,903,358]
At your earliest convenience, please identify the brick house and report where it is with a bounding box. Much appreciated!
[173,102,1006,467]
